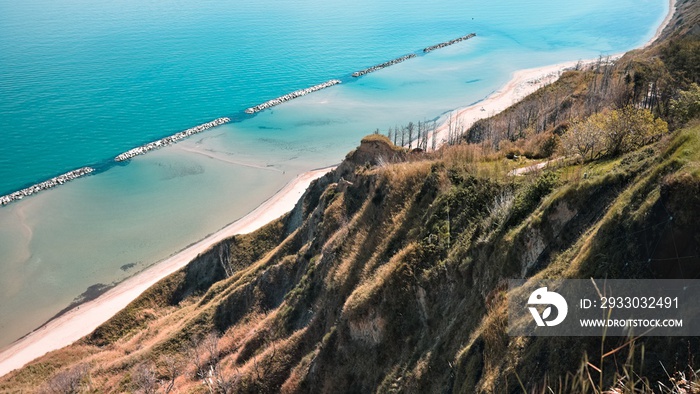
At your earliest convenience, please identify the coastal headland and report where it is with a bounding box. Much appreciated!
[0,1,677,376]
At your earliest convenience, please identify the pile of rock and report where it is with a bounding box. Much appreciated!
[115,117,230,162]
[352,54,417,77]
[423,33,476,53]
[245,80,342,114]
[0,167,95,206]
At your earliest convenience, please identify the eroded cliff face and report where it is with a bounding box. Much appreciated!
[3,127,700,393]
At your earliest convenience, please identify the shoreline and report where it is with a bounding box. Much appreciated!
[0,0,675,379]
[0,167,333,377]
[430,59,596,146]
[430,0,675,147]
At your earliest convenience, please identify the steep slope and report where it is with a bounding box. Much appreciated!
[3,2,700,390]
[2,127,699,393]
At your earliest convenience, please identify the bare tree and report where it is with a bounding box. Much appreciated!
[42,364,89,394]
[159,354,184,394]
[421,120,429,150]
[204,363,240,394]
[407,122,414,149]
[132,362,158,394]
[187,331,240,394]
[187,336,207,380]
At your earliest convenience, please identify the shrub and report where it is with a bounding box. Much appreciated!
[508,172,559,226]
[670,83,700,125]
[561,107,668,160]
[560,114,606,161]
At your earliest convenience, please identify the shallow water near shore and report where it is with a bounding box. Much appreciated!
[0,0,667,348]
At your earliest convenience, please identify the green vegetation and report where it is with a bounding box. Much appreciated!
[671,83,700,125]
[2,2,700,393]
[3,120,697,393]
[561,106,668,160]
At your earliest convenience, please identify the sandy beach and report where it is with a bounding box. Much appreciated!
[0,167,332,377]
[430,0,675,148]
[430,60,589,146]
[0,0,676,379]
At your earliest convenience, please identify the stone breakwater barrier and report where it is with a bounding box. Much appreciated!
[0,34,482,206]
[0,167,95,206]
[423,33,476,53]
[352,54,417,77]
[245,79,342,114]
[114,117,230,162]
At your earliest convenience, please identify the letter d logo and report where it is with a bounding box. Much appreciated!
[527,287,568,327]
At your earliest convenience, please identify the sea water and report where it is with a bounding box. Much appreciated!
[0,0,667,348]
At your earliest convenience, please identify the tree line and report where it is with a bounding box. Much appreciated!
[375,119,439,151]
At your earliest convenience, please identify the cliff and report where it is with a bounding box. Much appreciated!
[2,3,700,392]
[2,118,699,392]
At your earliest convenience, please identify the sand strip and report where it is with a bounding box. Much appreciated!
[0,0,676,379]
[0,167,332,377]
[430,0,675,148]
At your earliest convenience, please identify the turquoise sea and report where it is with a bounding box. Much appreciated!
[0,0,667,348]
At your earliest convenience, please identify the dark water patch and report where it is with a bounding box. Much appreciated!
[294,119,347,127]
[48,283,116,323]
[120,262,137,271]
[401,80,429,87]
[158,163,205,180]
[194,132,226,145]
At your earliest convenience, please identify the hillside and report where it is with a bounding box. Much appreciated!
[2,121,699,393]
[2,2,700,393]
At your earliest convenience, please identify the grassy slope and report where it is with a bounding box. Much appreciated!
[1,124,699,393]
[2,4,700,392]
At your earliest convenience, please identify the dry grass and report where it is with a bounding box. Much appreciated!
[361,133,404,152]
[4,101,700,393]
[279,349,317,394]
[341,242,417,319]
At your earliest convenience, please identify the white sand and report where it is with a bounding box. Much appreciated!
[430,0,676,148]
[430,60,589,147]
[0,167,332,377]
[0,0,676,379]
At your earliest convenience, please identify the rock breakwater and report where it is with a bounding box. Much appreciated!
[352,54,417,77]
[114,117,230,162]
[0,167,95,206]
[244,80,342,114]
[423,33,476,53]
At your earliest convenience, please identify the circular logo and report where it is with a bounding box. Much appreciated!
[527,287,568,327]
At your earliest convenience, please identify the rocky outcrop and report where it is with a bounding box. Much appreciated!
[342,134,404,169]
